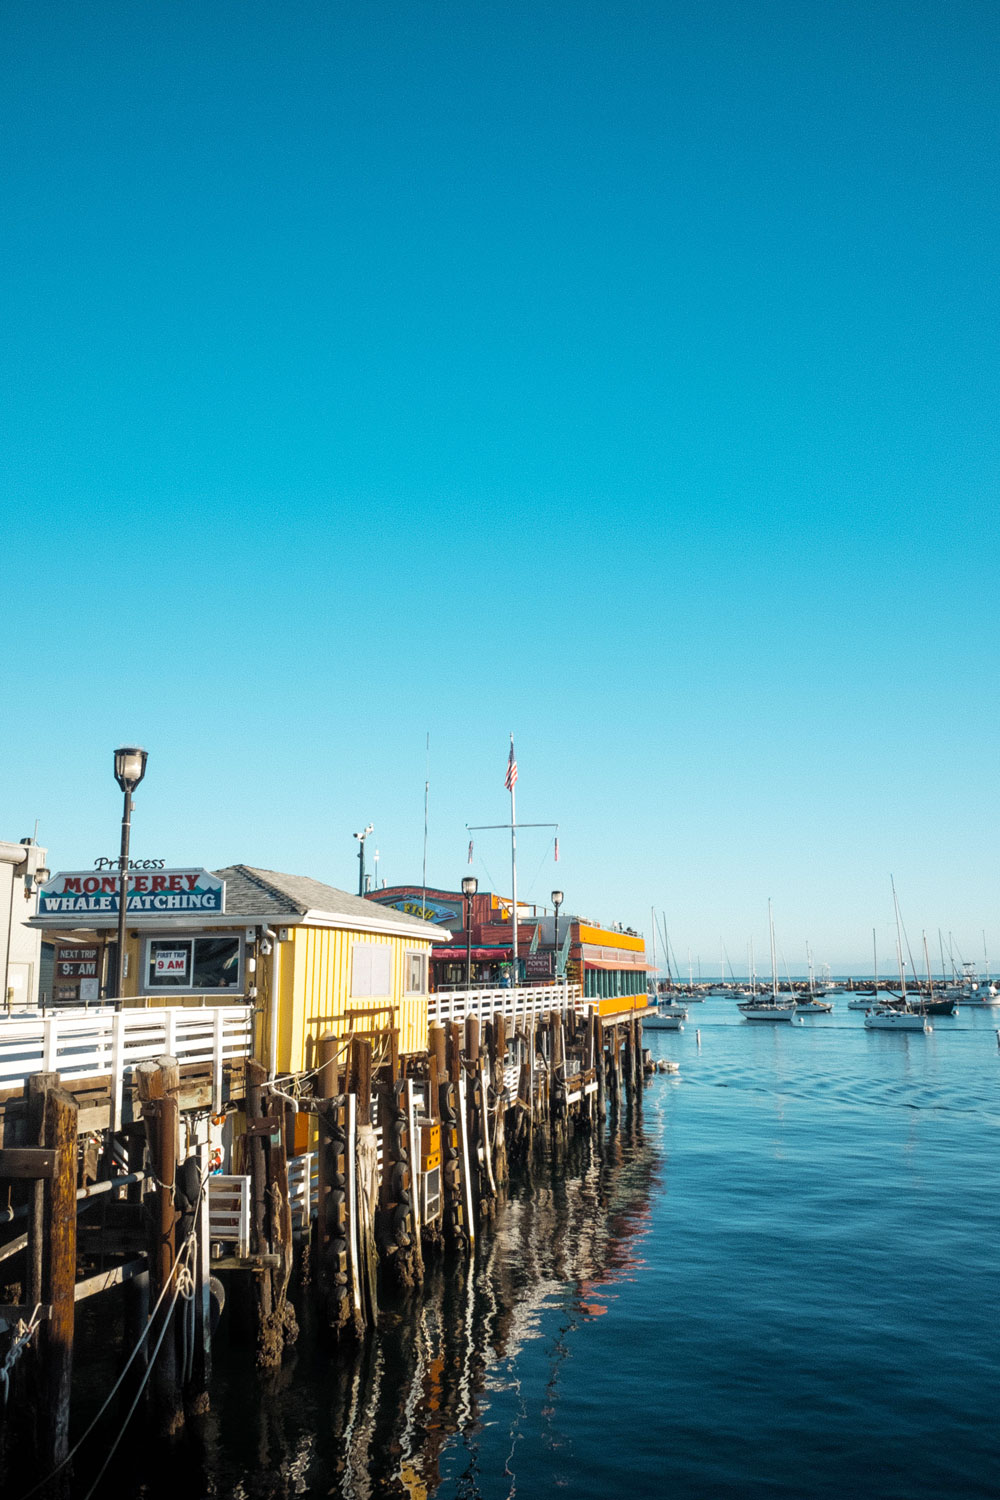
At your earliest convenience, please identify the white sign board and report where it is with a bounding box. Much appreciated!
[154,949,189,980]
[79,978,100,1001]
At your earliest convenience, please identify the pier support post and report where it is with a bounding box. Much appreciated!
[136,1056,183,1439]
[316,1092,352,1336]
[346,1041,378,1328]
[488,1014,508,1189]
[376,1079,422,1288]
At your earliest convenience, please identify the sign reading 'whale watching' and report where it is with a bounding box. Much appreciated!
[39,869,225,917]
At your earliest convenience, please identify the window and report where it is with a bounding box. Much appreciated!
[405,951,427,995]
[351,942,392,997]
[145,935,241,992]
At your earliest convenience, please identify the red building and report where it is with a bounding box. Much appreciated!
[367,884,649,1004]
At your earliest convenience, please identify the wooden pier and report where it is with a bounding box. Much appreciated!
[0,986,646,1495]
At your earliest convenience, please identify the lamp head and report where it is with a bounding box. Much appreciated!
[114,746,148,794]
[461,876,478,899]
[551,890,564,910]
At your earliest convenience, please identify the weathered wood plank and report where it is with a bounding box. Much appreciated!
[0,1147,56,1178]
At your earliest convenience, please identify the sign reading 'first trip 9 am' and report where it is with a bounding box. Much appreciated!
[38,869,225,917]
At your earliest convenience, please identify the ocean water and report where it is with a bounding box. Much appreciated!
[77,997,1000,1498]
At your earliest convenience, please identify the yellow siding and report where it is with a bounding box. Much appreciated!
[578,923,646,953]
[270,924,432,1075]
[598,994,650,1018]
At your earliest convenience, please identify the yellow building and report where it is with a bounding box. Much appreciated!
[31,863,447,1074]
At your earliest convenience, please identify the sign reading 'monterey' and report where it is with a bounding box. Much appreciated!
[39,869,225,917]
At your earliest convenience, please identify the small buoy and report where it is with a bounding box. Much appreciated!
[696,1029,701,1047]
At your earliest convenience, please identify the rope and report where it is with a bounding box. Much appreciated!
[79,1268,187,1500]
[0,1303,44,1410]
[17,1161,212,1500]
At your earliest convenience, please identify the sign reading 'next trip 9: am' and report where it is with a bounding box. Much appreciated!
[38,869,225,917]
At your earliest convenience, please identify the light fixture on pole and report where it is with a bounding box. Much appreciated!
[461,876,478,989]
[113,746,148,1010]
[354,824,374,897]
[551,890,564,981]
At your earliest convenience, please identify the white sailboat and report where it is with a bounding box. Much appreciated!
[738,903,798,1022]
[865,881,931,1033]
[645,907,686,1029]
[796,941,833,1014]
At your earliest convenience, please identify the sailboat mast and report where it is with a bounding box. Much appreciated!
[509,736,518,987]
[769,899,778,1000]
[923,931,933,1010]
[650,908,657,989]
[872,926,878,995]
[891,875,906,998]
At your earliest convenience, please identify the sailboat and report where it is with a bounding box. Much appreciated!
[645,908,686,1029]
[864,881,931,1032]
[738,903,799,1022]
[846,931,880,1008]
[796,941,833,1014]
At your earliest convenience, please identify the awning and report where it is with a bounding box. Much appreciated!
[584,956,649,972]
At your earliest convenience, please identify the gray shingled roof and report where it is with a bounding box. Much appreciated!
[213,865,450,940]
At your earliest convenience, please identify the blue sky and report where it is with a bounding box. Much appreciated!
[2,1,997,972]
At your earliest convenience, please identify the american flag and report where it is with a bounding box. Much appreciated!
[505,739,518,790]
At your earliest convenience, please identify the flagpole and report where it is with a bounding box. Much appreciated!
[509,735,518,987]
[421,734,429,919]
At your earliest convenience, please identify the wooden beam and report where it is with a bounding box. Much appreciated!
[0,1147,56,1178]
[73,1259,146,1302]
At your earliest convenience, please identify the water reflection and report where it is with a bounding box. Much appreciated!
[184,1115,661,1500]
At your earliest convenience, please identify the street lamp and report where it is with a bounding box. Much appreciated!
[113,746,148,1009]
[461,876,478,989]
[353,824,373,897]
[551,890,564,982]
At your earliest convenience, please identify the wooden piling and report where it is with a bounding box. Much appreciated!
[38,1083,78,1485]
[594,1013,606,1125]
[315,1092,353,1336]
[136,1056,183,1438]
[317,1031,341,1097]
[486,1016,507,1190]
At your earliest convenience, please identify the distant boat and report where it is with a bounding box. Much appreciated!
[864,1006,930,1032]
[739,903,799,1023]
[864,889,931,1034]
[644,1008,685,1032]
[796,943,833,1013]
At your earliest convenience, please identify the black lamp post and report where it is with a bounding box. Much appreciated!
[461,876,478,988]
[551,890,564,981]
[113,746,148,1009]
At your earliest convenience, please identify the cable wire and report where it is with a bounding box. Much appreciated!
[17,1165,211,1500]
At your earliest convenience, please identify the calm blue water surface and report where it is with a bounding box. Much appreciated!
[84,998,1000,1498]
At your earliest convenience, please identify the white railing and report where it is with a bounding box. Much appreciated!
[0,1004,253,1126]
[208,1174,251,1258]
[427,983,584,1028]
